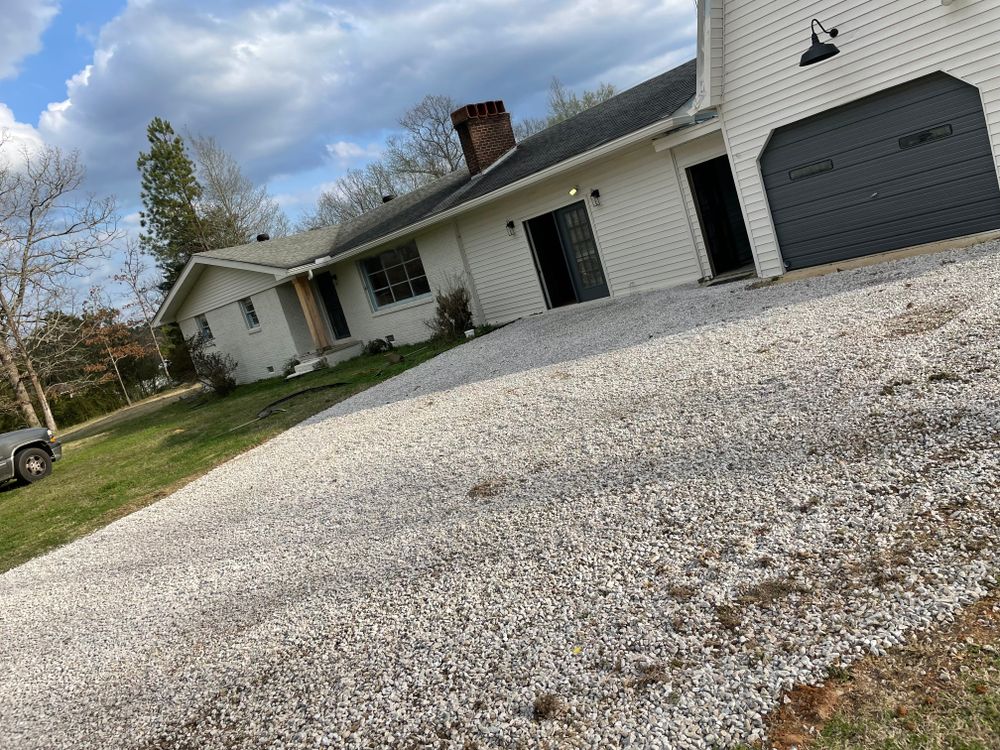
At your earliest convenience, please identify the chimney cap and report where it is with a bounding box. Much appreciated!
[451,100,507,127]
[256,233,270,242]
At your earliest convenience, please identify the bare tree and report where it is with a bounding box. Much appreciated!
[384,94,465,181]
[300,161,424,229]
[302,94,468,229]
[515,77,618,139]
[0,139,39,427]
[114,239,170,380]
[0,143,119,430]
[190,135,290,248]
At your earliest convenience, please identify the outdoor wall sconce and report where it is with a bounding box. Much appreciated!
[505,219,516,236]
[800,19,840,67]
[590,188,601,206]
[568,185,579,197]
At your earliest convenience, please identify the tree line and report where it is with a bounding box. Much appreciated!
[0,76,614,431]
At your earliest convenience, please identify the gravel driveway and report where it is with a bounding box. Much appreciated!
[2,244,998,749]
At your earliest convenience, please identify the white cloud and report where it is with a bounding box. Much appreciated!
[326,140,382,165]
[0,104,46,167]
[0,0,59,80]
[36,0,696,205]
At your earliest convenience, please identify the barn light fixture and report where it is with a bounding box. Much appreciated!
[505,219,516,236]
[568,185,579,197]
[590,188,601,206]
[800,19,840,67]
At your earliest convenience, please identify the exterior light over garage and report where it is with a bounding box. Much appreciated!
[800,19,840,67]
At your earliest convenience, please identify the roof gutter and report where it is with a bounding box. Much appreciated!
[284,111,706,277]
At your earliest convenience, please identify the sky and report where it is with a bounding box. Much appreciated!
[0,0,697,290]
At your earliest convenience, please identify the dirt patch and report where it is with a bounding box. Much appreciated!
[738,578,803,608]
[766,593,1000,749]
[532,692,565,721]
[467,479,502,499]
[884,303,957,339]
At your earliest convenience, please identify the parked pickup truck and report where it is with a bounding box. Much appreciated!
[0,428,62,485]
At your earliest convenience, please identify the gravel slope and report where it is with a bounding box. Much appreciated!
[2,244,998,749]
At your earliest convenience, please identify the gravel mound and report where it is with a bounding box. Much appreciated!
[2,243,998,749]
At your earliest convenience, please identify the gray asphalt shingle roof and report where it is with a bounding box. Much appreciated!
[198,225,341,270]
[439,58,697,210]
[198,58,696,271]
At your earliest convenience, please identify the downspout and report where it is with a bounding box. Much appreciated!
[452,222,486,324]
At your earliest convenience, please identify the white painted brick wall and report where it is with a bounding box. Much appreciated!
[325,223,470,346]
[178,285,303,384]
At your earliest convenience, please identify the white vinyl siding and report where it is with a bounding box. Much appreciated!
[455,140,704,324]
[719,0,1000,276]
[175,265,280,321]
[696,0,725,109]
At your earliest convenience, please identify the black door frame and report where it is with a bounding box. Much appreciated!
[524,200,609,308]
[686,154,754,276]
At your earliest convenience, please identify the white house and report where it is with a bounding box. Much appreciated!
[154,1,1000,383]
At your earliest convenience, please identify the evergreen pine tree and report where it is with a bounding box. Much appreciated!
[136,118,206,289]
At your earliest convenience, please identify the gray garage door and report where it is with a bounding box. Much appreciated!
[761,73,1000,270]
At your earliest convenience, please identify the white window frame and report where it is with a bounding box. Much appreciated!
[238,297,261,330]
[359,241,431,311]
[195,313,213,340]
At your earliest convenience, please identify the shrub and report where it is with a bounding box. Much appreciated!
[186,335,238,397]
[282,357,300,377]
[426,282,472,340]
[362,338,393,355]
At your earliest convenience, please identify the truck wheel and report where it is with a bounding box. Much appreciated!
[15,447,51,484]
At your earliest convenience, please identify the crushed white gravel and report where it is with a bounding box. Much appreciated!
[2,243,999,749]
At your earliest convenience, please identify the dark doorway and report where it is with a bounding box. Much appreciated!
[314,271,351,340]
[688,155,754,275]
[525,201,609,308]
[526,213,576,308]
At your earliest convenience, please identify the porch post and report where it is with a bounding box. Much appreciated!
[292,274,333,351]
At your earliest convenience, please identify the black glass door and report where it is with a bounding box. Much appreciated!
[554,202,609,302]
[315,272,351,340]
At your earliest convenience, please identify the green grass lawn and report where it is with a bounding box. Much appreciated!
[0,339,462,573]
[754,595,1000,750]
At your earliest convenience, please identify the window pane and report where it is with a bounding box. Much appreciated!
[404,258,426,278]
[380,248,402,268]
[367,270,388,290]
[789,159,834,181]
[391,281,414,302]
[374,288,394,307]
[399,243,419,262]
[899,124,953,150]
[385,264,408,285]
[363,257,382,274]
[411,275,431,296]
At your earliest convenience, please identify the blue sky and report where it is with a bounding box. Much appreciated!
[0,0,696,285]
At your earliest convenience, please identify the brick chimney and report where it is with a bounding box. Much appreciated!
[451,100,516,176]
